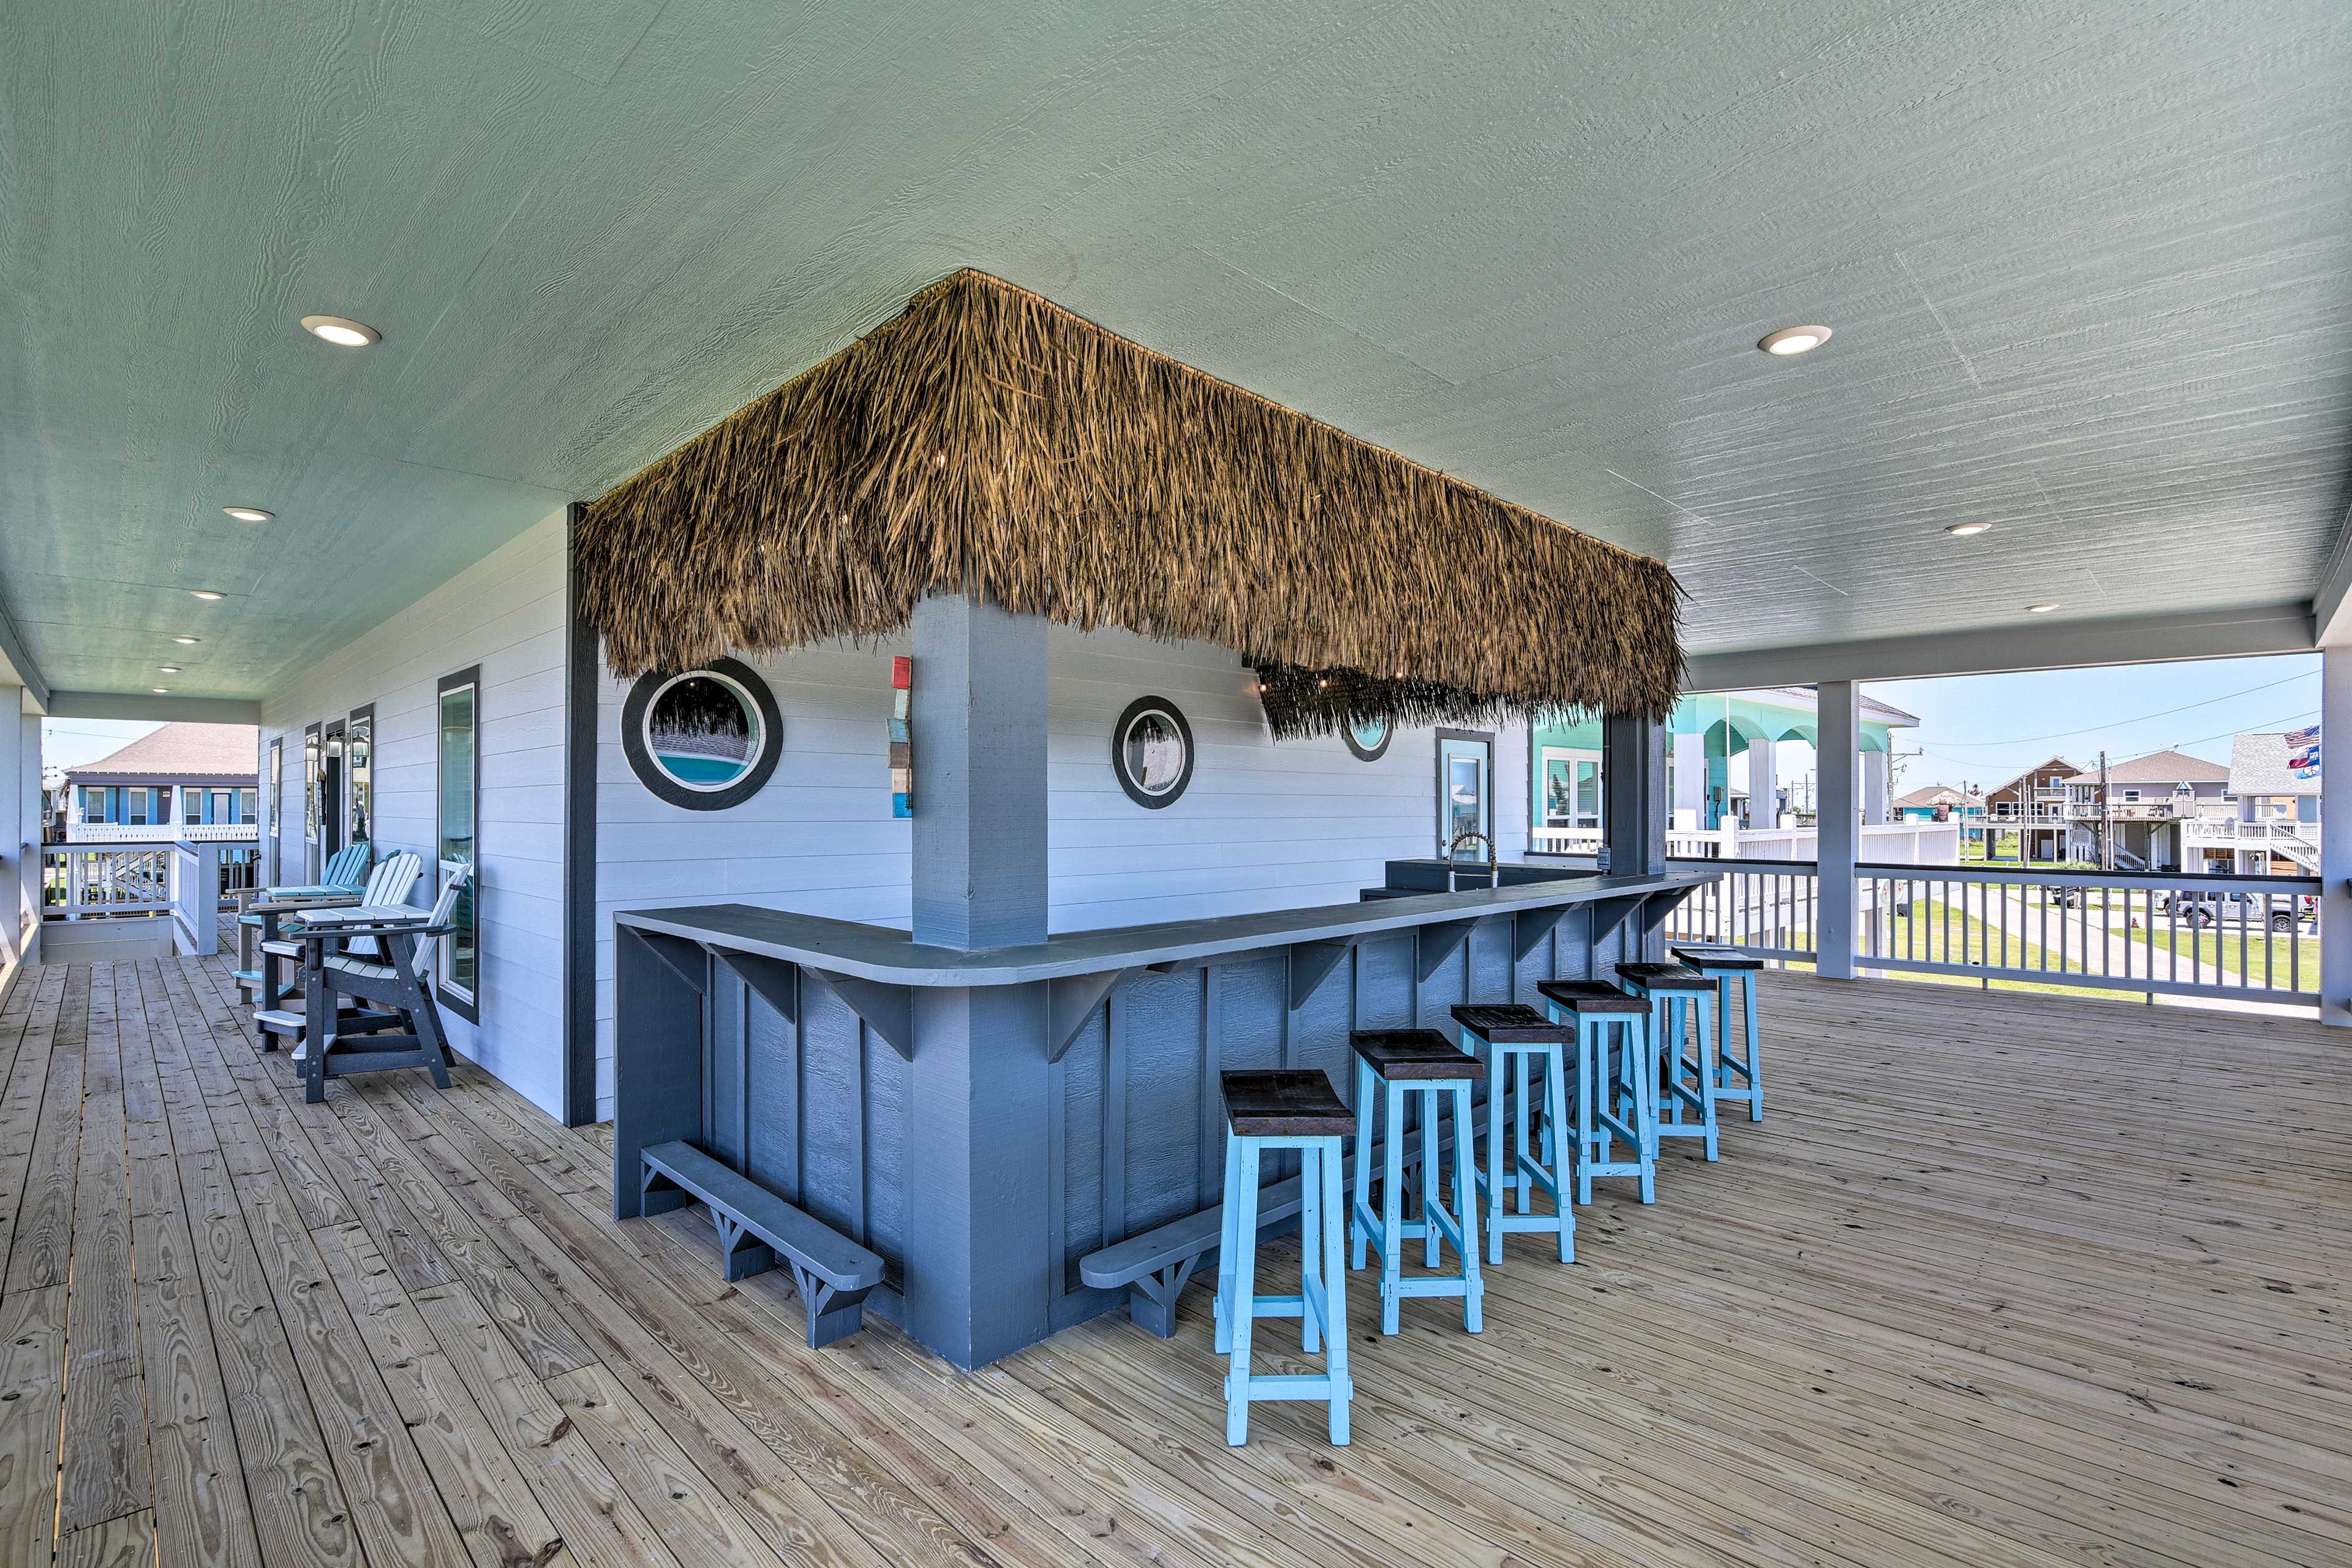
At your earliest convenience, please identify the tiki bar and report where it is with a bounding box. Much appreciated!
[597,271,1712,1382]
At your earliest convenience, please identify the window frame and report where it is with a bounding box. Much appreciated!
[435,666,482,1024]
[347,702,375,850]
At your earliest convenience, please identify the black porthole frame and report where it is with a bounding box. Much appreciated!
[1341,717,1394,762]
[620,657,783,810]
[1112,695,1195,810]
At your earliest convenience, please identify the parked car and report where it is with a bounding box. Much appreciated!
[2171,891,2315,932]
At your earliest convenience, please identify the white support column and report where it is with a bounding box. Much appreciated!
[2320,646,2352,1025]
[0,692,30,972]
[1863,748,1890,824]
[1672,732,1705,827]
[1749,737,1777,829]
[1815,682,1860,980]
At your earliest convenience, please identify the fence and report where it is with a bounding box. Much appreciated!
[42,842,258,919]
[1532,821,1960,864]
[1660,861,2322,1007]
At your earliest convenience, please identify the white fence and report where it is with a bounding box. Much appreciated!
[1531,821,1960,864]
[43,841,257,923]
[68,821,258,845]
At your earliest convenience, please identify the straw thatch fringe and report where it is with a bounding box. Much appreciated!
[1251,661,1526,741]
[579,269,1684,718]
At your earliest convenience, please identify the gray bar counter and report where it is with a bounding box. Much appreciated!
[612,866,1716,1366]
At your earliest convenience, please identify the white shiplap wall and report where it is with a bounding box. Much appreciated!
[260,511,568,1117]
[592,620,1528,1116]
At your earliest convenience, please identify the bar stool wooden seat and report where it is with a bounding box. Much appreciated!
[1348,1030,1484,1336]
[1450,1003,1574,1263]
[1213,1069,1354,1447]
[1615,962,1721,1162]
[1534,979,1656,1204]
[1673,944,1765,1122]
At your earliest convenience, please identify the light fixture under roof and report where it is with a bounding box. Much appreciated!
[158,665,181,674]
[2026,602,2058,614]
[1945,522,1992,537]
[300,313,381,347]
[223,505,273,522]
[189,589,226,601]
[173,635,200,644]
[1758,324,1831,356]
[151,687,170,695]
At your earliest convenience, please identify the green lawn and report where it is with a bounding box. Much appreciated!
[1866,897,2147,1002]
[2127,926,2321,990]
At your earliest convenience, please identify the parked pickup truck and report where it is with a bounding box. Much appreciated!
[2165,891,2316,932]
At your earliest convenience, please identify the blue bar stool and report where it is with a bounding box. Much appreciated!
[1534,979,1656,1204]
[1213,1069,1354,1447]
[1615,963,1721,1162]
[1673,944,1765,1122]
[1347,1031,1484,1336]
[1449,1003,1574,1263]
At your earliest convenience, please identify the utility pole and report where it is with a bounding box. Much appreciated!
[2098,749,2113,870]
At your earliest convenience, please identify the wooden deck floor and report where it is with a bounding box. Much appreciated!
[0,950,2345,1567]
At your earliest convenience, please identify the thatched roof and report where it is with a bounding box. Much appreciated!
[578,269,1683,725]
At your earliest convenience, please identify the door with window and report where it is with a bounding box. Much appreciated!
[266,738,282,883]
[303,724,322,880]
[347,704,374,852]
[437,669,480,1022]
[1540,746,1603,848]
[321,719,346,861]
[1436,731,1494,859]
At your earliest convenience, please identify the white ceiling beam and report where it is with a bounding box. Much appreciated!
[47,690,261,725]
[0,598,49,710]
[2309,516,2352,649]
[1682,601,2315,692]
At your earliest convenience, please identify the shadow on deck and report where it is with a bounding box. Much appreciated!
[0,948,2344,1565]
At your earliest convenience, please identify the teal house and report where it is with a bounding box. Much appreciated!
[1532,686,1917,843]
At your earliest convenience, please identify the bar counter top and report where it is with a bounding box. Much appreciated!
[614,866,1717,987]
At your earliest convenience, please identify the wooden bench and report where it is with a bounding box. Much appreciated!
[1080,1117,1468,1336]
[639,1140,886,1349]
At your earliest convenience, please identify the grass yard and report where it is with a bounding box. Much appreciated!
[2127,925,2322,990]
[1866,896,2147,1003]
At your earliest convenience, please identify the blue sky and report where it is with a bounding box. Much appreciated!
[1871,652,2321,796]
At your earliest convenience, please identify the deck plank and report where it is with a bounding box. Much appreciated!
[12,951,2352,1568]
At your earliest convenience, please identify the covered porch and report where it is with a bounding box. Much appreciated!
[3,942,2342,1566]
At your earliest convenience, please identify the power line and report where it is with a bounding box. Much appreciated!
[1917,669,2316,748]
[2171,706,2319,752]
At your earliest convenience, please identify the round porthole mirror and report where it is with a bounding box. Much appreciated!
[1343,715,1393,762]
[621,657,783,810]
[1112,696,1194,809]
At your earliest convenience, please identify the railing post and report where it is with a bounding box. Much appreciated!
[2321,646,2352,1025]
[1815,680,1860,979]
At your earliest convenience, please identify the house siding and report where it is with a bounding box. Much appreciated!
[259,510,569,1117]
[593,621,1529,1119]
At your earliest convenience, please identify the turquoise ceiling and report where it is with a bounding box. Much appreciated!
[4,1,2350,699]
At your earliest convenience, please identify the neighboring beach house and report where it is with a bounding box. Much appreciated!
[63,723,259,844]
[2059,749,2232,870]
[2185,729,2323,873]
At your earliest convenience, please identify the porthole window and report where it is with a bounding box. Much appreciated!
[621,657,783,810]
[1343,716,1393,762]
[1112,696,1194,809]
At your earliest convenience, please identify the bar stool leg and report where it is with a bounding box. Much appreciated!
[1450,1079,1483,1333]
[1513,1052,1533,1213]
[1299,1140,1323,1354]
[1317,1141,1352,1445]
[1420,1084,1441,1267]
[1627,1014,1656,1204]
[1224,1142,1262,1447]
[1544,1047,1574,1261]
[1380,1079,1405,1335]
[1349,1057,1374,1271]
[1696,993,1721,1159]
[1484,1047,1507,1264]
[1215,1128,1242,1355]
[1575,1017,1598,1205]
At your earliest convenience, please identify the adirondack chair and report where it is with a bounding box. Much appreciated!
[253,851,423,1052]
[278,864,473,1104]
[235,842,375,1007]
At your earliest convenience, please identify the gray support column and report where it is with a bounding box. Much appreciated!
[1603,713,1668,880]
[1749,736,1778,829]
[2321,646,2352,1026]
[911,594,1048,950]
[903,593,1055,1366]
[1815,682,1860,979]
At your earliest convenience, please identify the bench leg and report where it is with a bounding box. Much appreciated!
[1126,1255,1198,1339]
[640,1163,693,1218]
[786,1262,872,1349]
[712,1212,778,1281]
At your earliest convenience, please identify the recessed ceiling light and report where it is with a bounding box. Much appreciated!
[223,505,274,522]
[151,687,170,695]
[1945,522,1992,537]
[158,665,181,674]
[1758,324,1832,356]
[300,314,381,347]
[172,635,200,644]
[2026,603,2058,614]
[189,589,226,601]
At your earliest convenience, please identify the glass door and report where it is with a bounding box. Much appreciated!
[1540,747,1603,834]
[346,705,374,852]
[1437,732,1493,859]
[321,719,346,862]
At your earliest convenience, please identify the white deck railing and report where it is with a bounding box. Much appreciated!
[1658,861,2321,1006]
[67,821,258,844]
[1532,821,1960,864]
[43,841,258,920]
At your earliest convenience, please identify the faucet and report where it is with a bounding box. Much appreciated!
[1446,831,1496,891]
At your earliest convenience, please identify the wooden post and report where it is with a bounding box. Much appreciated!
[2320,646,2352,1026]
[1604,714,1668,963]
[1815,681,1860,979]
[904,593,1055,1366]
